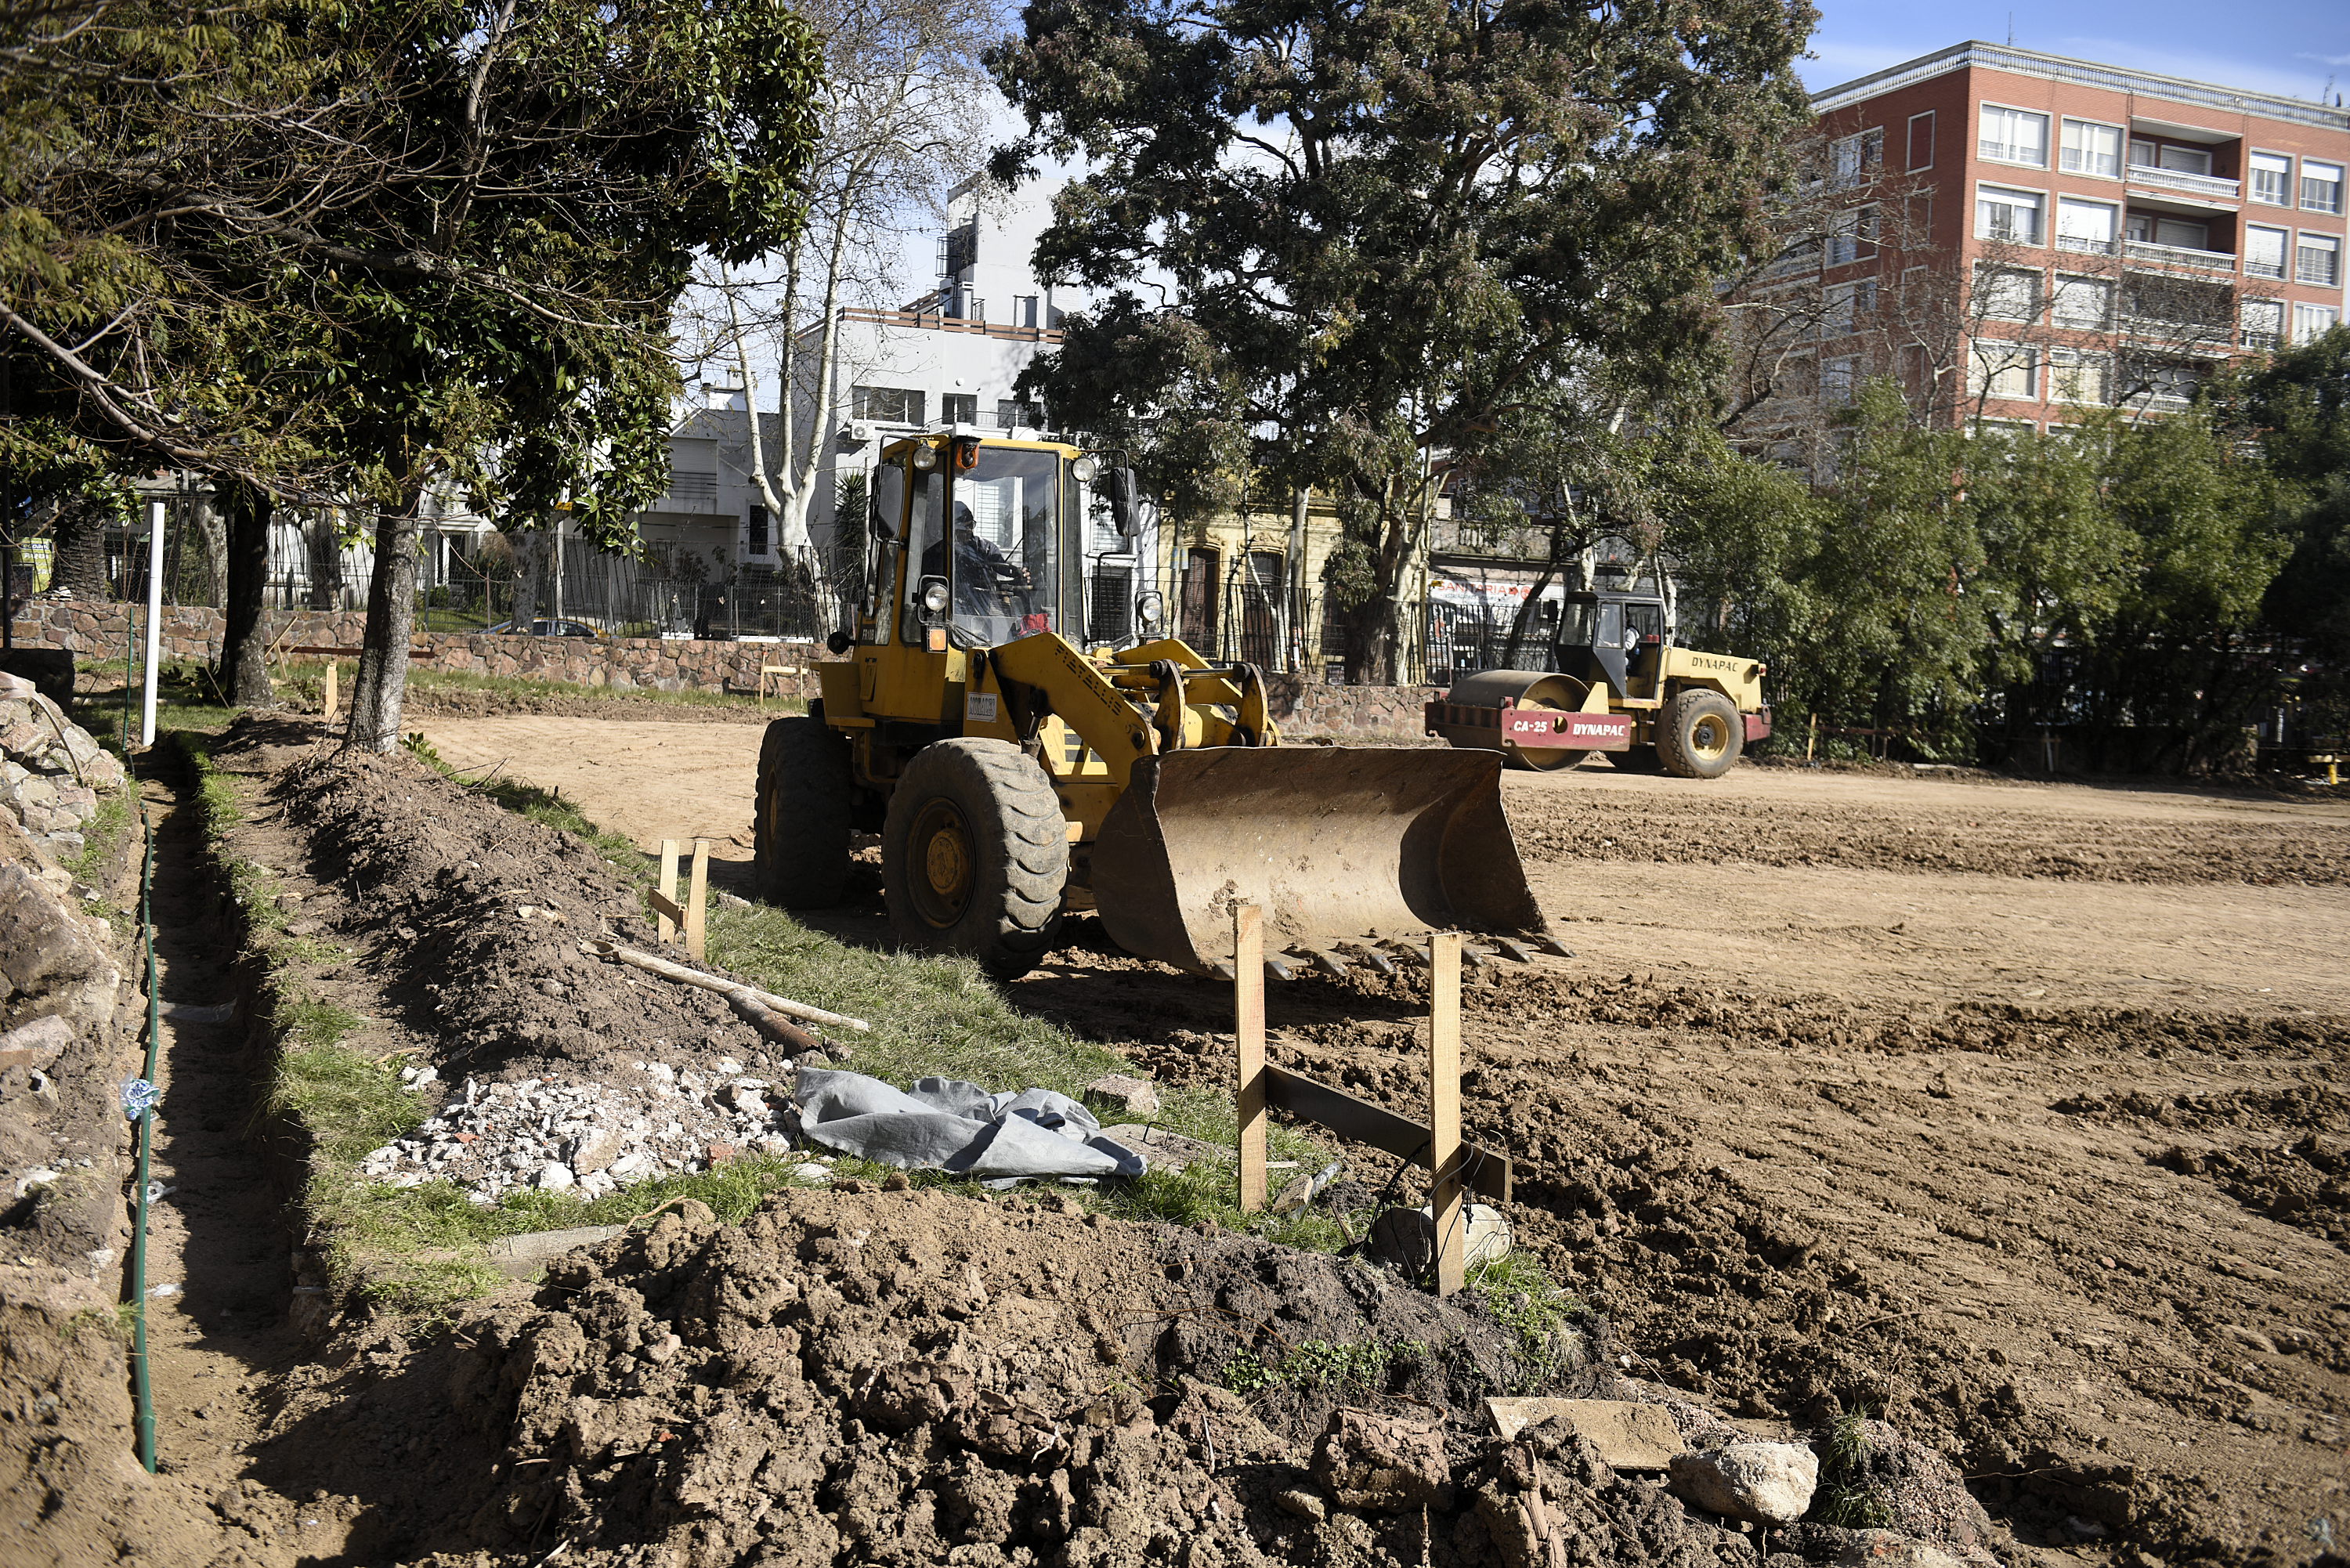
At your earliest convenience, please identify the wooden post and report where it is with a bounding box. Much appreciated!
[1235,903,1267,1212]
[1805,711,1817,762]
[685,839,710,962]
[658,840,680,945]
[1428,930,1465,1297]
[322,660,338,723]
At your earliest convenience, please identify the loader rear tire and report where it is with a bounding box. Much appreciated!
[883,739,1068,980]
[754,710,854,909]
[1657,688,1743,779]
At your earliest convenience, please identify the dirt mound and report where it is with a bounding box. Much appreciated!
[245,1187,1979,1568]
[1507,786,2350,886]
[268,746,772,1082]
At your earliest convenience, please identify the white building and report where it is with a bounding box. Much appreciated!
[631,178,1162,644]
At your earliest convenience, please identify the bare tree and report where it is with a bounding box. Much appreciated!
[689,0,1000,569]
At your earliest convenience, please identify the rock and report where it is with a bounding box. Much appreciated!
[1668,1442,1819,1526]
[1313,1408,1452,1512]
[1365,1201,1513,1275]
[1272,1486,1327,1522]
[1839,1531,1972,1568]
[1486,1398,1686,1469]
[1083,1074,1161,1120]
[0,1014,73,1071]
[534,1162,577,1190]
[642,1332,682,1364]
[705,1142,736,1165]
[569,1126,624,1175]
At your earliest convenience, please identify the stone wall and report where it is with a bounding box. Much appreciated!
[6,601,1445,739]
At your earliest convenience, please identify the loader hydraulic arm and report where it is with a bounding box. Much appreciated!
[982,634,1160,788]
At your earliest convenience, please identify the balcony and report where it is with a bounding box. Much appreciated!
[2124,239,2236,273]
[2124,164,2241,202]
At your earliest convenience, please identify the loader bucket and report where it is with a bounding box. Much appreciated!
[1089,746,1550,974]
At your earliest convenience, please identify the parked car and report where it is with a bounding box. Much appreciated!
[481,618,606,638]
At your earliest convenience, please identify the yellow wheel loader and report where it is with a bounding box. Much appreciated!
[753,430,1559,981]
[1425,590,1770,778]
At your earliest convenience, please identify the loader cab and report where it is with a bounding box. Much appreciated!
[855,432,1158,663]
[1556,591,1668,699]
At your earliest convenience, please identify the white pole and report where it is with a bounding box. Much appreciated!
[140,498,164,747]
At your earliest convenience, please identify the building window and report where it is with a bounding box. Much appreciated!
[2128,356,2205,405]
[995,399,1041,431]
[1820,356,1857,404]
[2127,212,2209,252]
[941,393,978,425]
[2131,139,2211,176]
[851,385,925,424]
[1975,266,2041,323]
[1978,107,2048,167]
[1976,186,2043,244]
[2060,119,2122,178]
[2250,152,2293,206]
[1969,341,2037,400]
[2055,198,2117,252]
[2049,349,2110,406]
[2240,298,2284,350]
[2301,160,2343,214]
[1822,279,1875,334]
[1907,110,1935,172]
[2296,304,2341,345]
[1824,206,1878,265]
[2244,225,2289,279]
[1831,128,1882,186]
[1013,295,1041,329]
[2051,275,2113,330]
[747,504,769,557]
[2297,233,2341,287]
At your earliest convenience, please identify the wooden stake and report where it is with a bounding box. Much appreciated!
[685,839,709,962]
[1235,902,1267,1212]
[657,840,680,945]
[322,661,338,723]
[1429,930,1465,1297]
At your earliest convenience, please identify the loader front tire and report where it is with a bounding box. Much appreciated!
[1657,688,1743,779]
[754,710,855,909]
[883,739,1067,980]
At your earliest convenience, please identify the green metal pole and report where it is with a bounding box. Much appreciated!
[129,807,158,1473]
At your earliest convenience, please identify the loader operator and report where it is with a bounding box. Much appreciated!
[923,502,1032,621]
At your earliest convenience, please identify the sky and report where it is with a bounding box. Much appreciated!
[1801,0,2350,104]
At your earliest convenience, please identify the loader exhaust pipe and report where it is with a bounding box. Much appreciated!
[1089,746,1550,973]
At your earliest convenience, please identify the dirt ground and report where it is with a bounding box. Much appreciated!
[407,714,2350,1566]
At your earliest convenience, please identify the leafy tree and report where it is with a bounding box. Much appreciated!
[2208,327,2350,742]
[3,0,824,742]
[990,0,1817,679]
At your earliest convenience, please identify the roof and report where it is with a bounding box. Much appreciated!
[1810,41,2350,133]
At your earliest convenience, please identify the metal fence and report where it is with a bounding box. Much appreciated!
[12,498,833,642]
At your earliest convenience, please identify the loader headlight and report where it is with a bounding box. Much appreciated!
[1136,590,1165,629]
[911,443,939,472]
[920,578,951,615]
[1071,454,1101,482]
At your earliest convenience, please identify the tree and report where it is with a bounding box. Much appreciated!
[992,0,1817,681]
[2209,326,2350,742]
[699,0,998,573]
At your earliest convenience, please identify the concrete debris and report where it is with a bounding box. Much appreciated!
[358,1061,794,1204]
[1097,1122,1223,1174]
[1083,1072,1162,1120]
[1365,1201,1513,1275]
[1312,1407,1454,1512]
[1485,1397,1686,1469]
[1667,1440,1819,1526]
[1839,1531,1974,1568]
[0,1014,73,1071]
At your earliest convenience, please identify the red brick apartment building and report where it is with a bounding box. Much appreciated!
[1781,42,2348,433]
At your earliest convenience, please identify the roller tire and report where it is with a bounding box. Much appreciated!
[882,739,1068,980]
[754,710,855,909]
[1657,688,1744,780]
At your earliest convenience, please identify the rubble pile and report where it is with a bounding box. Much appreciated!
[360,1059,812,1203]
[0,672,125,852]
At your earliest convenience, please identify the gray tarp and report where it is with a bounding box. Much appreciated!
[795,1069,1147,1183]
